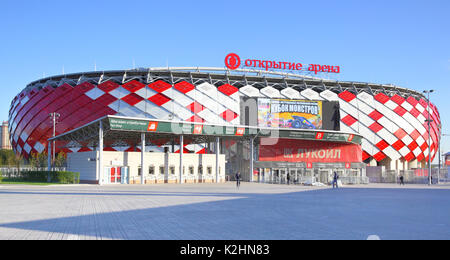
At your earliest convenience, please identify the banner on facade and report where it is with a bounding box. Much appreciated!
[258,99,323,129]
[258,138,362,163]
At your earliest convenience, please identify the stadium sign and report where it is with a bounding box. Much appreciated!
[225,53,340,74]
[258,139,362,163]
[108,118,361,144]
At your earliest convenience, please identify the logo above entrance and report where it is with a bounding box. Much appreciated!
[225,53,241,70]
[147,122,159,131]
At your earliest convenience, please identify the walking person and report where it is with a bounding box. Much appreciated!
[286,172,290,185]
[399,175,405,186]
[235,172,241,189]
[332,171,339,189]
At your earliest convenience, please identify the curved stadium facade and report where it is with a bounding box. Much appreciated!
[9,67,441,171]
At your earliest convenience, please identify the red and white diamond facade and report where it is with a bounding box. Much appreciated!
[9,68,440,170]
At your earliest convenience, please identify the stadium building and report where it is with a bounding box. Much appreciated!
[8,67,441,184]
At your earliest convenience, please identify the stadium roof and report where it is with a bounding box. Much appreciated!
[24,67,426,100]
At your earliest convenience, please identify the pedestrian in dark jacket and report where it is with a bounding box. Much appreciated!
[235,172,241,189]
[286,173,290,185]
[333,171,339,189]
[399,175,405,186]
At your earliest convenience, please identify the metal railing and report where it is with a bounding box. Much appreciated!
[366,168,448,184]
[0,167,67,179]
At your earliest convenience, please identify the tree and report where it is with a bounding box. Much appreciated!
[54,151,66,168]
[30,151,48,170]
[0,149,15,166]
[8,153,23,177]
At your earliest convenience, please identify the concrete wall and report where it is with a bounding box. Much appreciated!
[68,151,98,183]
[68,151,226,184]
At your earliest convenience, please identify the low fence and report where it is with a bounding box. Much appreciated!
[366,167,448,184]
[339,176,370,185]
[0,167,67,179]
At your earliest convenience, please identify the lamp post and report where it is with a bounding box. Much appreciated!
[49,112,60,170]
[423,90,434,185]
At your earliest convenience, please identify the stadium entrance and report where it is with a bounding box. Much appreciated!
[48,115,365,185]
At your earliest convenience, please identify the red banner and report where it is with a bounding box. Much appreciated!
[259,138,362,163]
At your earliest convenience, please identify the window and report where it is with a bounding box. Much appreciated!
[170,166,175,175]
[149,166,155,175]
[138,166,142,176]
[159,166,165,175]
[198,165,203,175]
[207,166,212,175]
[189,166,194,175]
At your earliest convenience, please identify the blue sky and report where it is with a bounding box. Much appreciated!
[1,0,449,161]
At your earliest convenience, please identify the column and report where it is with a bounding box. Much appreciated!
[98,121,103,185]
[47,141,52,182]
[216,137,220,183]
[141,132,145,185]
[179,135,184,184]
[250,138,254,183]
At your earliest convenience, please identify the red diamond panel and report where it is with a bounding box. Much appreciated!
[422,131,428,141]
[373,151,386,162]
[416,153,425,162]
[393,106,407,116]
[98,81,120,93]
[186,102,204,113]
[369,122,383,133]
[78,147,92,152]
[419,99,428,109]
[149,80,172,93]
[407,96,419,106]
[75,82,95,93]
[422,109,429,119]
[374,93,390,104]
[341,114,358,126]
[122,93,144,106]
[362,150,371,161]
[96,93,118,106]
[122,80,146,93]
[221,109,238,122]
[420,142,428,152]
[391,94,405,105]
[338,91,356,102]
[409,108,420,118]
[148,93,171,106]
[394,128,407,139]
[368,110,383,121]
[410,130,420,141]
[186,115,205,123]
[218,84,238,96]
[392,140,405,151]
[404,152,415,162]
[174,81,195,94]
[407,141,418,151]
[376,140,389,150]
[196,148,207,154]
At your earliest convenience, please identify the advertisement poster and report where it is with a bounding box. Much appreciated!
[258,138,362,163]
[258,98,322,129]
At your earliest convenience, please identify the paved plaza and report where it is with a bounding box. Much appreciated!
[0,182,449,240]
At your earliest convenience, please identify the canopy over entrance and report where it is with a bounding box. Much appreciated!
[48,115,363,185]
[48,115,363,147]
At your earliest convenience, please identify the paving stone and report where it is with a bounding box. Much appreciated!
[0,183,449,240]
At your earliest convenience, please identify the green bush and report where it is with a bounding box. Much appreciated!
[17,171,80,184]
[52,171,80,184]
